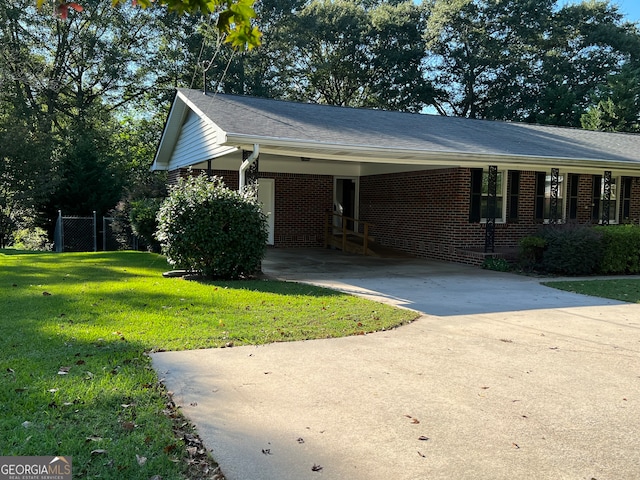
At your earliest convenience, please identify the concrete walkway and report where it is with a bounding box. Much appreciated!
[152,249,640,480]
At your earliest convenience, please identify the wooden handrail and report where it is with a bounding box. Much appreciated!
[324,212,375,255]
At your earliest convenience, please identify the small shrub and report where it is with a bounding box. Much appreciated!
[155,175,268,279]
[518,235,546,270]
[595,224,640,274]
[481,257,511,272]
[12,227,51,251]
[130,198,164,252]
[539,224,603,275]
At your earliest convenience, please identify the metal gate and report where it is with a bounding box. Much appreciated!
[54,211,97,253]
[54,211,139,252]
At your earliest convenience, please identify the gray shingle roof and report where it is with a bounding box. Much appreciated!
[177,88,640,164]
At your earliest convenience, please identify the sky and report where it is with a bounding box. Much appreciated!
[559,0,640,23]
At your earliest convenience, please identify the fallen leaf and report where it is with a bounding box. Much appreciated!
[7,368,15,374]
[76,360,85,365]
[163,444,177,454]
[22,421,32,428]
[85,435,102,442]
[122,422,135,431]
[311,464,323,472]
[262,449,272,455]
[418,436,430,441]
[90,449,107,455]
[15,387,27,393]
[135,454,147,466]
[480,386,490,390]
[297,438,305,444]
[411,418,420,424]
[512,443,520,449]
[417,451,426,458]
[42,291,51,296]
[58,366,70,375]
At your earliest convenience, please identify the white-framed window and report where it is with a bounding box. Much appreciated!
[592,174,619,224]
[535,171,566,222]
[469,169,506,223]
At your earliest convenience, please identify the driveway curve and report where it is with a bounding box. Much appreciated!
[152,249,640,480]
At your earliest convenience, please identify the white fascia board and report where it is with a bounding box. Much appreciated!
[151,96,188,171]
[225,134,640,172]
[152,90,231,172]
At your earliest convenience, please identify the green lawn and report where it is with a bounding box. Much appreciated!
[543,278,640,303]
[0,250,417,479]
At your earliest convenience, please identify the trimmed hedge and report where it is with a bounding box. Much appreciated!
[595,224,640,274]
[539,224,603,275]
[519,224,640,275]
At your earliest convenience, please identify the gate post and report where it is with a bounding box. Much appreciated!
[93,211,97,252]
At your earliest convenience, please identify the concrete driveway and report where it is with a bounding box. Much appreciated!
[152,249,640,480]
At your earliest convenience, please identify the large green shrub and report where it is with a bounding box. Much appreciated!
[539,224,603,275]
[595,224,640,274]
[518,235,546,270]
[155,175,268,279]
[129,198,164,252]
[12,227,51,251]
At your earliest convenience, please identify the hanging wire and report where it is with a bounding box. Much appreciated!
[189,16,211,89]
[189,13,240,95]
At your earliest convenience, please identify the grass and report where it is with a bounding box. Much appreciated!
[0,250,418,479]
[543,278,640,303]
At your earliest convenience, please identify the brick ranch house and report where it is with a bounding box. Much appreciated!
[152,88,640,265]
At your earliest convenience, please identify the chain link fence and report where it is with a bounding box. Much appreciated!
[54,211,138,252]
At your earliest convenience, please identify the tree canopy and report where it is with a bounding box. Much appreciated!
[38,0,261,50]
[3,0,640,248]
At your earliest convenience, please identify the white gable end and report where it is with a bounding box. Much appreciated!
[166,110,237,171]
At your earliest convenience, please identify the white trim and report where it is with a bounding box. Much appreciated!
[226,134,640,171]
[480,170,507,224]
[258,178,275,245]
[333,177,360,220]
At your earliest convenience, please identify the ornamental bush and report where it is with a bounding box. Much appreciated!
[595,224,640,274]
[538,224,603,275]
[155,174,268,279]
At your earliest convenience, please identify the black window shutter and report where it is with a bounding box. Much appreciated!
[622,177,632,221]
[592,175,602,222]
[508,171,520,221]
[534,172,546,220]
[568,174,579,220]
[469,168,483,223]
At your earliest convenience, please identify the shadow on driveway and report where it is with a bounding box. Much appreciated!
[152,248,640,480]
[262,248,625,316]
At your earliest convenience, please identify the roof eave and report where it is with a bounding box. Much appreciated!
[225,134,640,171]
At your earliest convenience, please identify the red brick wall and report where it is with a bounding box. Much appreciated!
[264,172,333,247]
[630,180,640,223]
[360,168,541,264]
[168,168,332,248]
[167,167,640,263]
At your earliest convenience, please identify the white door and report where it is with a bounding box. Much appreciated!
[258,178,275,245]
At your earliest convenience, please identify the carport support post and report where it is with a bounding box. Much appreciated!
[549,168,560,224]
[484,165,497,253]
[239,145,260,193]
[602,170,612,225]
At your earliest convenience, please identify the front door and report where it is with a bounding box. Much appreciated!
[258,178,275,245]
[334,177,358,229]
